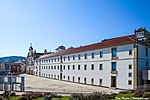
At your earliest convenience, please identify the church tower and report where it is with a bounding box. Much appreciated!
[26,43,34,75]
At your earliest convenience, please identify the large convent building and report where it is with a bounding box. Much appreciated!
[32,28,150,90]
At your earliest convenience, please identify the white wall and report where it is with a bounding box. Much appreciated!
[34,44,135,89]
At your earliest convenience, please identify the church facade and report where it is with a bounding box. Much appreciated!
[26,44,48,74]
[33,28,150,90]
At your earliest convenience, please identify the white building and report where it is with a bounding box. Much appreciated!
[34,28,150,90]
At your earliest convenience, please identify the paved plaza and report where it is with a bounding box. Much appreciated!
[20,74,121,94]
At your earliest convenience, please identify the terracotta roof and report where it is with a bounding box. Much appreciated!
[38,35,136,59]
[136,28,146,32]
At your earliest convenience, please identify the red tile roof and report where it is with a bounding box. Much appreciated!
[38,35,136,59]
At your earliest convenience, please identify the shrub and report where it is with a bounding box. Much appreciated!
[143,87,150,92]
[86,92,107,100]
[70,93,85,100]
[10,92,16,96]
[0,96,4,100]
[142,92,150,98]
[133,90,143,97]
[18,96,32,100]
[70,92,107,100]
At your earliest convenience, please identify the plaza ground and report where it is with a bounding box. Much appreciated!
[20,74,121,95]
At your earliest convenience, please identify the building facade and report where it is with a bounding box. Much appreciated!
[34,28,150,90]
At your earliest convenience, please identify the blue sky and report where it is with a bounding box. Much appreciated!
[0,0,150,57]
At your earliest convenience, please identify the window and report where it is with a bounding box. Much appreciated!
[68,56,70,61]
[129,65,132,69]
[64,57,65,61]
[73,55,75,60]
[99,64,103,70]
[91,52,95,59]
[84,65,87,70]
[58,57,59,62]
[100,52,103,58]
[54,66,56,70]
[57,75,59,79]
[111,62,116,71]
[57,66,59,70]
[129,73,132,77]
[84,78,87,84]
[51,66,53,70]
[146,48,148,57]
[54,58,56,62]
[78,54,81,60]
[91,64,94,70]
[128,80,132,85]
[111,48,117,57]
[129,50,132,55]
[78,65,80,70]
[73,65,75,70]
[63,75,65,79]
[84,53,87,59]
[63,65,65,70]
[68,65,70,70]
[146,61,148,66]
[51,59,53,62]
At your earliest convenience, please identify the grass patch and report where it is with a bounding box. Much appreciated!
[115,92,134,98]
[52,96,70,100]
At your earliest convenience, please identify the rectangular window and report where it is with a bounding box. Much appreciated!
[128,80,132,85]
[54,66,56,70]
[78,65,80,70]
[54,58,56,62]
[84,65,87,70]
[91,64,94,70]
[78,54,81,60]
[64,57,65,61]
[146,61,148,66]
[73,65,75,70]
[68,65,70,70]
[73,55,75,60]
[68,56,70,61]
[63,75,65,79]
[91,52,95,59]
[99,64,103,70]
[111,48,117,57]
[57,66,59,70]
[63,65,65,70]
[128,73,132,77]
[58,57,59,62]
[51,66,53,70]
[100,52,103,58]
[84,54,87,59]
[129,50,132,55]
[111,62,116,71]
[146,48,148,57]
[129,65,132,69]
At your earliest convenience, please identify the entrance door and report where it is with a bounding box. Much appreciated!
[60,73,62,80]
[111,76,116,87]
